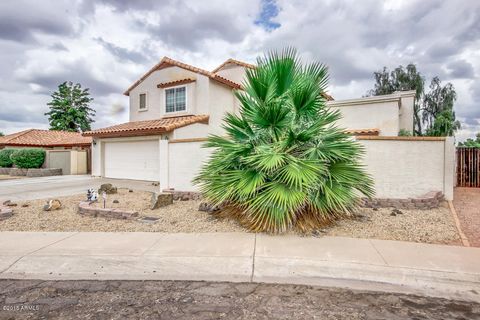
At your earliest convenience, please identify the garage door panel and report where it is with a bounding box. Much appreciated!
[104,140,159,181]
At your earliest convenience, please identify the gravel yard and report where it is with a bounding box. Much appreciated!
[0,189,461,244]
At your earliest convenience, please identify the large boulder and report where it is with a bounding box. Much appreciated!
[98,183,117,195]
[150,192,173,209]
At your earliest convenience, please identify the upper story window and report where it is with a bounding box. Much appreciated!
[165,86,186,113]
[139,93,147,111]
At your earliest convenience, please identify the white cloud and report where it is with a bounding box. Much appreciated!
[0,0,479,141]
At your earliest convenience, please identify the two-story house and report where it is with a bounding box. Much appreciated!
[84,56,416,188]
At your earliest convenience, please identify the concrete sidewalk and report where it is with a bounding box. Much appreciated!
[0,232,479,302]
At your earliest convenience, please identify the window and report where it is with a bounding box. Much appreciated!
[165,86,186,113]
[139,93,147,110]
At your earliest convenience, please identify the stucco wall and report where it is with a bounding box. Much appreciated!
[128,66,210,121]
[326,91,415,136]
[164,137,454,200]
[215,65,247,85]
[207,82,237,136]
[358,137,454,200]
[167,140,211,191]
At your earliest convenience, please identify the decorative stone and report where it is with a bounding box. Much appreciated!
[113,200,119,204]
[78,202,138,220]
[6,202,17,207]
[98,183,117,195]
[138,216,160,224]
[128,189,133,193]
[0,206,13,220]
[392,209,403,215]
[43,199,62,211]
[151,182,160,186]
[198,202,222,213]
[162,189,202,201]
[26,168,62,177]
[21,203,29,208]
[150,192,173,209]
[9,168,28,176]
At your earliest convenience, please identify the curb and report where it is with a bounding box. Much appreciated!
[448,200,470,247]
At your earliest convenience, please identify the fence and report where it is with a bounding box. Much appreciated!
[457,147,480,188]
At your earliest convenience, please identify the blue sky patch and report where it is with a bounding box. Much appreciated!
[255,0,281,31]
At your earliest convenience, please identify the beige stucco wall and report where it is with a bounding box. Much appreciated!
[128,66,210,121]
[163,137,454,201]
[167,140,211,191]
[359,137,454,200]
[215,65,247,85]
[327,91,415,136]
[207,82,237,136]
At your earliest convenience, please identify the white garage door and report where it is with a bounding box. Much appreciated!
[104,140,159,181]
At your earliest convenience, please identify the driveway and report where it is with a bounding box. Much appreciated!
[0,175,160,202]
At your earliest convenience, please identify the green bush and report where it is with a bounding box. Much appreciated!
[0,149,18,167]
[10,148,46,169]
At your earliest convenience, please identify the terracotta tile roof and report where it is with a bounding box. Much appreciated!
[0,129,92,147]
[124,57,242,95]
[157,78,196,88]
[124,56,334,101]
[212,58,256,73]
[344,128,380,136]
[83,115,210,138]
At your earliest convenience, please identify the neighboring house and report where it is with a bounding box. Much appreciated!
[84,56,416,183]
[0,129,92,174]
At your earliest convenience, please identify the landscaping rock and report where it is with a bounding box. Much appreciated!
[150,192,173,209]
[21,203,29,208]
[6,202,17,207]
[9,168,28,176]
[198,202,222,213]
[392,209,403,215]
[151,182,160,186]
[128,189,133,193]
[43,199,62,211]
[0,207,13,220]
[98,184,117,195]
[113,200,119,204]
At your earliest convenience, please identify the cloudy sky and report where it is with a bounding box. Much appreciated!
[0,0,479,141]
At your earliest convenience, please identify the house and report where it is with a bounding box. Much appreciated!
[84,56,458,201]
[0,129,91,174]
[0,129,91,149]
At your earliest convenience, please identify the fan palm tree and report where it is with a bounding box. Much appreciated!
[194,48,374,233]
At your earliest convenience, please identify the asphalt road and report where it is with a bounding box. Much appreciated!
[0,280,478,320]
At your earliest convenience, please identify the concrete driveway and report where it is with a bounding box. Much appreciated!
[0,175,160,202]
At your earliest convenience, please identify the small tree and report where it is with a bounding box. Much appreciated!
[0,132,4,137]
[459,133,480,148]
[367,64,424,135]
[195,49,374,233]
[45,81,95,132]
[367,65,460,137]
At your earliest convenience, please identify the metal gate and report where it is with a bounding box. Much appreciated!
[457,147,480,187]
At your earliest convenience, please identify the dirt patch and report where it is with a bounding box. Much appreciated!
[0,190,461,244]
[323,206,461,245]
[0,280,478,320]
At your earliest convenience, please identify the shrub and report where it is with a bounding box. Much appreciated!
[10,148,46,169]
[398,129,412,136]
[0,149,17,167]
[194,48,374,233]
